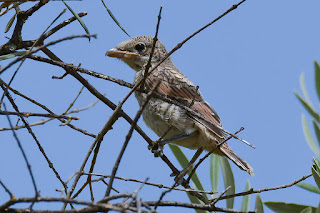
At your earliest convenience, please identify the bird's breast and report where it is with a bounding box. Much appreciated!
[134,91,204,149]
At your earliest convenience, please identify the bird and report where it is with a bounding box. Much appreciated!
[106,36,253,176]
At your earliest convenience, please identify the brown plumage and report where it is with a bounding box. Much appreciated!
[106,36,253,176]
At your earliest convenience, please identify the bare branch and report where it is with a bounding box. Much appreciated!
[0,78,96,137]
[1,83,67,193]
[216,173,313,201]
[105,80,161,197]
[82,172,217,195]
[0,110,79,120]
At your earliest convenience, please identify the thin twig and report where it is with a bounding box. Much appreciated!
[211,186,231,205]
[186,127,244,183]
[0,84,67,193]
[0,33,96,75]
[0,6,66,105]
[63,112,120,208]
[3,103,39,197]
[153,162,202,211]
[42,12,88,41]
[0,176,14,199]
[0,110,79,120]
[28,54,134,88]
[0,78,97,137]
[105,80,161,197]
[63,85,85,114]
[81,172,216,195]
[0,2,22,16]
[216,173,313,201]
[140,6,162,90]
[0,196,128,212]
[126,177,149,208]
[142,201,254,213]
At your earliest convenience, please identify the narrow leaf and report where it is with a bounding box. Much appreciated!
[300,206,312,213]
[300,72,313,107]
[316,202,320,213]
[314,61,320,101]
[295,93,320,123]
[186,193,207,213]
[101,0,130,37]
[220,157,235,209]
[264,202,317,213]
[62,0,90,40]
[5,13,16,33]
[301,207,314,213]
[296,182,320,194]
[191,183,210,213]
[313,120,320,154]
[169,144,208,200]
[312,158,320,189]
[302,114,320,156]
[0,51,27,61]
[210,154,220,199]
[241,180,251,211]
[255,194,264,213]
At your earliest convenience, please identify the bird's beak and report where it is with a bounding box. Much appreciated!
[105,48,138,59]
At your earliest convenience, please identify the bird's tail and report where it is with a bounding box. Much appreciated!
[219,144,254,176]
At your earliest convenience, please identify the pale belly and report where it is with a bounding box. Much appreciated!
[135,92,218,150]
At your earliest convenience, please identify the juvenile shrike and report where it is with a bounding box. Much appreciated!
[106,36,253,176]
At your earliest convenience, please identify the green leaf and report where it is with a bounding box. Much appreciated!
[0,51,27,61]
[101,0,130,37]
[186,193,207,213]
[5,13,16,33]
[296,182,320,194]
[62,0,90,40]
[314,61,320,101]
[220,157,235,209]
[241,180,251,211]
[264,202,317,213]
[169,144,207,200]
[255,194,264,213]
[312,158,320,189]
[300,72,314,108]
[302,114,320,156]
[210,154,220,199]
[313,120,320,155]
[295,93,320,123]
[301,207,314,213]
[191,183,210,213]
[316,202,320,213]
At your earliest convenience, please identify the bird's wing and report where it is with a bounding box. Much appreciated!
[145,66,225,139]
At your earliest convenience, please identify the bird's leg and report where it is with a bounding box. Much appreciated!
[172,148,203,184]
[149,132,197,157]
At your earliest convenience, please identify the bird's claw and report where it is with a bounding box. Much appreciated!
[169,171,185,186]
[148,141,164,157]
[174,174,185,185]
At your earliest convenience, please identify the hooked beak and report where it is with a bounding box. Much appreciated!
[105,48,138,59]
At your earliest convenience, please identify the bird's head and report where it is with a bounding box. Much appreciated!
[106,36,171,71]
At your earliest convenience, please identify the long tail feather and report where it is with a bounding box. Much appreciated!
[220,144,254,176]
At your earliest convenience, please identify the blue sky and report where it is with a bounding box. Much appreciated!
[1,0,320,212]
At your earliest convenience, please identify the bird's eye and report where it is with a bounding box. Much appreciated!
[135,43,145,51]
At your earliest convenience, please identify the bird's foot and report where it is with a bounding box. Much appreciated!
[148,132,198,157]
[148,141,165,157]
[170,164,194,186]
[169,170,187,186]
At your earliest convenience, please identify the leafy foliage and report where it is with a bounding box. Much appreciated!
[265,61,320,212]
